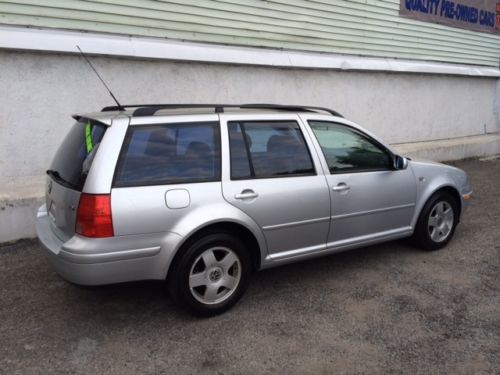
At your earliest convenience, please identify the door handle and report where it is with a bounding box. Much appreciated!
[235,190,259,200]
[332,183,350,192]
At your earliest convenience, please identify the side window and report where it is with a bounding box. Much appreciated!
[114,122,221,187]
[228,120,315,179]
[309,121,392,173]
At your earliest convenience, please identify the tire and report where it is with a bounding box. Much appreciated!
[413,191,459,251]
[168,232,251,317]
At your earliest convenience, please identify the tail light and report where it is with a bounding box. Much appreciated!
[76,194,114,238]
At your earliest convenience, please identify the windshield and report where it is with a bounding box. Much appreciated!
[49,120,106,191]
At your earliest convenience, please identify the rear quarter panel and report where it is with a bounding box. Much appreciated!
[111,182,269,273]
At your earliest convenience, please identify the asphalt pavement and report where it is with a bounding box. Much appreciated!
[0,158,499,374]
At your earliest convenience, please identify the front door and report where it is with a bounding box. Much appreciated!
[220,115,331,256]
[307,120,416,247]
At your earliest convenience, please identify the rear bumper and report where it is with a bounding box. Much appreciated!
[36,205,182,286]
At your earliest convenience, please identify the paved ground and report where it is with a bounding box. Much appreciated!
[1,158,499,374]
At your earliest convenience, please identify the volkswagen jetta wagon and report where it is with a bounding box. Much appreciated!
[36,104,472,316]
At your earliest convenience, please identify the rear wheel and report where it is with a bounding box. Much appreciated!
[168,233,251,316]
[413,191,459,250]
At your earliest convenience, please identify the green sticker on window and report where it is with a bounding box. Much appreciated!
[85,122,93,153]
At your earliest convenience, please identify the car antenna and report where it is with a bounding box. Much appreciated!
[76,45,124,111]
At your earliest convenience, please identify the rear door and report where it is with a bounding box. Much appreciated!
[220,113,331,258]
[111,115,223,236]
[45,119,107,240]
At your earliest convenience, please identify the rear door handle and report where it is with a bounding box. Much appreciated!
[332,183,350,192]
[235,190,259,200]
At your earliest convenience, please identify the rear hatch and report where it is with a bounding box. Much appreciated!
[45,119,107,241]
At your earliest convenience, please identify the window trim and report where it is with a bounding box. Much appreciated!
[112,121,222,188]
[239,123,256,178]
[228,119,317,181]
[308,120,395,175]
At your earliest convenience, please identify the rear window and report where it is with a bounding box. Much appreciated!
[114,122,221,187]
[49,120,107,190]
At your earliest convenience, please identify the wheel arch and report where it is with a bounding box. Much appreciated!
[413,184,462,228]
[166,220,264,281]
[435,186,462,218]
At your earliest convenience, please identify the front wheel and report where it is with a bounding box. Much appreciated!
[413,192,459,250]
[168,233,251,316]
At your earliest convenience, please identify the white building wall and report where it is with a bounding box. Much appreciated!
[0,48,499,242]
[1,50,498,187]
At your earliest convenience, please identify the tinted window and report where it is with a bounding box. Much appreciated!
[49,120,106,190]
[114,122,220,187]
[309,121,391,173]
[228,121,314,179]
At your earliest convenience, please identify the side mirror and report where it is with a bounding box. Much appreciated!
[393,155,408,170]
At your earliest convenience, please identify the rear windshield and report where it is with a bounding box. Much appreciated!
[49,120,107,191]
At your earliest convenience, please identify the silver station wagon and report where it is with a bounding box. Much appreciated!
[36,104,472,316]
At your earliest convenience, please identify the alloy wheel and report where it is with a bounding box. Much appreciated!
[427,201,454,243]
[188,246,241,305]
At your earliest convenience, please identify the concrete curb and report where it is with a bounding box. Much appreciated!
[1,133,499,244]
[392,133,500,161]
[0,196,44,243]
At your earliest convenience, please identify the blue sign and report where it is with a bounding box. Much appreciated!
[400,0,500,34]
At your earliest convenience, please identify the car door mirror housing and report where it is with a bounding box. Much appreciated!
[393,155,408,170]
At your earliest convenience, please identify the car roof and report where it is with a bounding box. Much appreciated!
[72,105,395,154]
[73,104,343,125]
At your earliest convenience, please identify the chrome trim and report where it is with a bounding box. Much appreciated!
[332,184,350,192]
[325,227,413,249]
[59,246,161,264]
[262,216,331,231]
[267,226,413,262]
[267,243,326,260]
[331,203,415,220]
[235,192,259,200]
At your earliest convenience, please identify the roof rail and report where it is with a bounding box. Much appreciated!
[241,104,343,117]
[101,103,343,118]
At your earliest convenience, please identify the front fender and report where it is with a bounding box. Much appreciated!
[409,161,464,228]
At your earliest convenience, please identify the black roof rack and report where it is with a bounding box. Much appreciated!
[101,103,343,118]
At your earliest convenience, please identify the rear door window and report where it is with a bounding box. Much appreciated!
[49,120,107,191]
[114,122,221,187]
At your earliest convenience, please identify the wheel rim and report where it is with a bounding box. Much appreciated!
[427,201,454,243]
[189,246,241,305]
